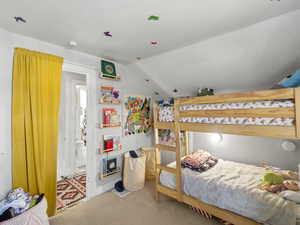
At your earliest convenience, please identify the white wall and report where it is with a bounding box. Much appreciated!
[0,27,167,197]
[193,133,300,171]
[0,28,13,199]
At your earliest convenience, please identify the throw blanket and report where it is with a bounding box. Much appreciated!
[181,150,218,172]
[160,160,297,225]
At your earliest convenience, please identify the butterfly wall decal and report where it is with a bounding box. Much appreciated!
[14,17,26,23]
[104,31,112,37]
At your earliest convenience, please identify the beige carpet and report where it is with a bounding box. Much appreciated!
[50,182,221,225]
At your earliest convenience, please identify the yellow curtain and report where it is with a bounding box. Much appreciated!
[12,48,63,216]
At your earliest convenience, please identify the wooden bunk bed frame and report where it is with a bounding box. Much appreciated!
[153,88,300,225]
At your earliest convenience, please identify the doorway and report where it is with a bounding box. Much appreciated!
[56,71,87,212]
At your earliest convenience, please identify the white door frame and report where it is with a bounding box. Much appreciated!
[62,62,97,200]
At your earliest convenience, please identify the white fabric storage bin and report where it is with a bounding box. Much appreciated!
[0,197,49,225]
[123,151,146,191]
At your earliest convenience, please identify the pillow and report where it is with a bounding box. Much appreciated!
[279,69,300,88]
[279,190,300,203]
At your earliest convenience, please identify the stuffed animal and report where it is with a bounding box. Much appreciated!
[197,88,214,97]
[260,172,300,193]
[277,171,299,181]
[283,180,299,191]
[262,173,284,185]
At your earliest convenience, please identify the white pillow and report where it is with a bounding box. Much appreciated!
[279,190,300,203]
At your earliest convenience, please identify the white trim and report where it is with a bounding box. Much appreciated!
[63,60,97,73]
[62,62,98,200]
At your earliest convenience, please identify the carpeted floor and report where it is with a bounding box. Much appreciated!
[50,181,221,225]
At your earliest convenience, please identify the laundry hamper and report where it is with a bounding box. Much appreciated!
[141,146,156,180]
[0,196,49,225]
[123,151,146,191]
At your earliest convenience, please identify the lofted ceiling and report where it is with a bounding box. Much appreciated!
[0,0,300,63]
[137,9,300,96]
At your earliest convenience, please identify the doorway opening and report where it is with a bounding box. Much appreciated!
[56,71,87,212]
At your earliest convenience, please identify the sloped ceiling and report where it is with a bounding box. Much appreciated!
[0,0,300,63]
[137,9,300,96]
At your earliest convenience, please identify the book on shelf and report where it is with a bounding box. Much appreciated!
[100,86,121,104]
[100,135,121,153]
[101,156,121,178]
[102,108,121,127]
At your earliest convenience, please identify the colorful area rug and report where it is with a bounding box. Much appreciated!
[56,174,86,212]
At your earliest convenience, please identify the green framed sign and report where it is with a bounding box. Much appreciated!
[101,60,118,80]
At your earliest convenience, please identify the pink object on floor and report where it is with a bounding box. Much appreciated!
[0,197,49,225]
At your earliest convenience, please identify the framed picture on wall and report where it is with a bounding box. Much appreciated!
[100,60,120,80]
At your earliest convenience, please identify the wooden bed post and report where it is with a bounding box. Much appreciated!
[295,87,300,138]
[174,99,182,201]
[153,103,161,200]
[184,131,189,156]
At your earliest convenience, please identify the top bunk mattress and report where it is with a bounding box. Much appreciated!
[160,159,297,225]
[159,99,295,126]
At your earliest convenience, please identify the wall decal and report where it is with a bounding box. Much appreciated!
[124,96,151,136]
[150,41,158,46]
[148,15,160,21]
[104,31,112,37]
[14,17,26,23]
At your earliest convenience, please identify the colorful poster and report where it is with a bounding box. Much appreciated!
[124,96,151,136]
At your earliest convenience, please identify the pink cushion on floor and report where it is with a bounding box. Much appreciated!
[0,197,49,225]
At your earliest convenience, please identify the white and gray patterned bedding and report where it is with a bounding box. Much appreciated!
[159,100,295,126]
[160,160,297,225]
[180,99,294,111]
[180,117,294,126]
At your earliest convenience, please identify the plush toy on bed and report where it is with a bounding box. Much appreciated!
[260,172,299,193]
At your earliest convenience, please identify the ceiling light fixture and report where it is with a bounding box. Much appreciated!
[69,41,77,48]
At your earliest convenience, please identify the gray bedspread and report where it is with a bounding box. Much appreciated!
[160,159,297,225]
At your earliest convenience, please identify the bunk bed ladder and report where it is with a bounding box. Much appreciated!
[153,101,187,202]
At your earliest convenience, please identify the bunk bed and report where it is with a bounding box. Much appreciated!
[153,88,300,225]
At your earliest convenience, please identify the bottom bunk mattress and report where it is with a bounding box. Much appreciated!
[160,159,298,225]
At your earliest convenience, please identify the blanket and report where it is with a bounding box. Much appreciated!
[181,150,218,172]
[160,159,297,225]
